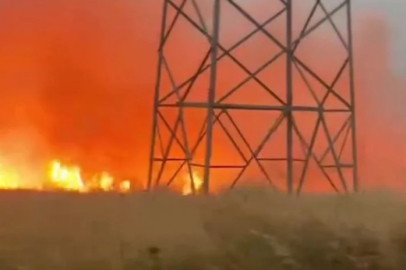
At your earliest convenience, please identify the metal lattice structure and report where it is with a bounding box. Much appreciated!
[147,0,358,195]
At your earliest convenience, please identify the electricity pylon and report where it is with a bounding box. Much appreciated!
[148,0,358,195]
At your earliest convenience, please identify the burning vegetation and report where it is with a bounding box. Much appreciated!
[0,159,131,193]
[0,158,204,194]
[0,0,402,194]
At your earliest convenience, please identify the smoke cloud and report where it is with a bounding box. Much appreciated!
[0,0,403,191]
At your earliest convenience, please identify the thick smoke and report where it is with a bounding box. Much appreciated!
[0,0,404,190]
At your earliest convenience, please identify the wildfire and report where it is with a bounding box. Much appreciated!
[0,159,133,193]
[48,160,85,192]
[0,158,201,195]
[99,172,114,191]
[119,180,131,192]
[0,169,20,190]
[182,172,203,195]
[46,160,132,193]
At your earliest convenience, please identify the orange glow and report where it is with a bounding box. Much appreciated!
[28,159,133,193]
[0,167,21,190]
[0,0,402,194]
[48,160,85,192]
[119,180,131,192]
[182,172,204,196]
[99,172,114,191]
[45,160,136,193]
[0,158,197,195]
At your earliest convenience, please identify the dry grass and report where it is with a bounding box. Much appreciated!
[0,189,405,269]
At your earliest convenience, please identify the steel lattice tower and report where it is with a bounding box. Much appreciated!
[147,0,358,195]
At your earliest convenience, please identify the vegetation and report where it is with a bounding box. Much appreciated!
[0,189,405,269]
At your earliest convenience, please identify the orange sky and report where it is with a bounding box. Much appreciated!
[0,0,404,191]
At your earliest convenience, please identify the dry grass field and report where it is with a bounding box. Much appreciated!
[0,189,405,270]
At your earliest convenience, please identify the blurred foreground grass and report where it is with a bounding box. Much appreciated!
[0,189,405,269]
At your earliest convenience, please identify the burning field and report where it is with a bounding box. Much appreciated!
[0,0,404,268]
[0,0,403,193]
[0,159,131,193]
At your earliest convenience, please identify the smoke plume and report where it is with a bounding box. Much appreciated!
[0,0,403,191]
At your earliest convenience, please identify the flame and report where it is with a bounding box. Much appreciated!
[48,160,86,192]
[99,172,114,191]
[13,159,135,193]
[89,172,115,191]
[45,160,133,193]
[0,167,21,190]
[0,0,402,193]
[0,158,197,195]
[182,172,203,195]
[119,180,131,192]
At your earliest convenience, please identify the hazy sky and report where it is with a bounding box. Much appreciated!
[0,0,402,190]
[353,0,405,71]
